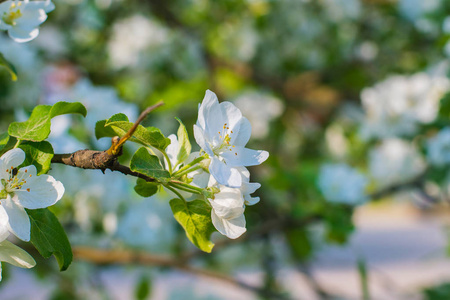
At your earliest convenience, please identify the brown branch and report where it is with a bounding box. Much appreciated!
[73,246,292,300]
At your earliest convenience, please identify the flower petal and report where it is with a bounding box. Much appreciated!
[15,168,64,209]
[231,117,251,147]
[219,101,243,138]
[193,124,214,156]
[220,147,269,167]
[197,90,220,130]
[8,26,39,43]
[2,195,30,241]
[0,148,25,173]
[0,206,9,242]
[211,210,246,239]
[0,240,36,268]
[209,157,241,188]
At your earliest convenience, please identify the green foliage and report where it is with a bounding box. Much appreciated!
[175,117,191,165]
[134,178,159,197]
[423,282,450,300]
[169,198,215,253]
[130,147,170,181]
[0,132,10,152]
[28,208,73,271]
[134,275,152,300]
[0,52,17,81]
[96,113,170,151]
[324,205,354,244]
[19,141,54,175]
[8,102,87,142]
[286,228,312,261]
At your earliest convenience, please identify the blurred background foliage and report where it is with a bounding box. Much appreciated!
[1,0,450,299]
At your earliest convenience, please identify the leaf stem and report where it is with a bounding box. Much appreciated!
[14,138,21,148]
[164,184,187,202]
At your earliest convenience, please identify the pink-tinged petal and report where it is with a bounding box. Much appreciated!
[231,117,251,147]
[220,147,269,167]
[211,210,246,239]
[0,240,36,268]
[2,195,30,241]
[0,148,25,171]
[193,125,213,156]
[8,26,39,43]
[14,172,64,209]
[209,157,241,188]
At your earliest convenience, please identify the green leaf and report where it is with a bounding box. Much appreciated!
[19,141,54,175]
[8,105,52,142]
[95,120,118,140]
[0,52,17,81]
[175,117,191,165]
[28,208,73,271]
[8,102,87,142]
[50,102,87,118]
[135,275,152,300]
[169,198,215,253]
[97,113,170,151]
[0,132,10,152]
[130,147,170,181]
[134,178,159,197]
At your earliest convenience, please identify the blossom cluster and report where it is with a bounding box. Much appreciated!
[0,148,64,279]
[0,0,54,43]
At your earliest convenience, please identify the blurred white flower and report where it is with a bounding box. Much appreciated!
[0,148,64,241]
[194,90,269,187]
[233,91,284,139]
[360,73,450,140]
[369,139,426,187]
[318,163,368,205]
[426,127,450,166]
[0,0,54,43]
[108,15,168,69]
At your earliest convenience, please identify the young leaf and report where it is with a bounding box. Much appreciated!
[0,132,10,152]
[0,52,17,81]
[130,147,170,181]
[175,117,191,165]
[8,105,52,142]
[19,141,54,175]
[50,102,87,118]
[95,120,118,140]
[28,208,73,271]
[134,178,159,197]
[8,102,87,142]
[169,198,215,253]
[98,113,170,151]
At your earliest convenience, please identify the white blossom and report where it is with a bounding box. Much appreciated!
[194,90,269,188]
[0,0,54,43]
[426,127,450,166]
[318,163,368,205]
[369,139,426,187]
[360,73,450,140]
[0,148,64,241]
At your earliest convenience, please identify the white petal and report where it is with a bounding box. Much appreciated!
[0,206,9,242]
[0,240,36,268]
[193,125,213,156]
[3,195,30,241]
[8,26,39,43]
[211,210,246,239]
[197,90,220,130]
[15,8,47,29]
[231,117,252,147]
[165,134,179,169]
[15,169,64,209]
[210,187,244,219]
[209,157,241,188]
[221,147,269,167]
[0,148,25,172]
[219,101,243,138]
[244,195,260,206]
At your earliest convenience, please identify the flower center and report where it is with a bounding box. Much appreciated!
[214,123,238,157]
[2,2,22,26]
[2,166,31,195]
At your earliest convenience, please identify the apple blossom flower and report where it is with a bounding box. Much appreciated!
[194,90,269,188]
[0,148,64,241]
[318,163,368,205]
[0,0,55,43]
[208,185,246,239]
